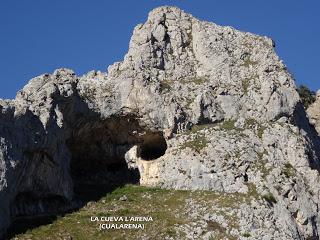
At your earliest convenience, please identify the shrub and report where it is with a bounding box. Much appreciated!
[262,193,277,205]
[243,233,251,237]
[297,85,316,108]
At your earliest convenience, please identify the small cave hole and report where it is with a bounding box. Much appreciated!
[139,133,167,160]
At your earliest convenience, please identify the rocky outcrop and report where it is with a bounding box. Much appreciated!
[1,6,320,239]
[308,90,320,134]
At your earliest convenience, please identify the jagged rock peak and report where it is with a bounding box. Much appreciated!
[1,6,320,239]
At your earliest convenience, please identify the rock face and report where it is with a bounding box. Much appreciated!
[308,90,320,134]
[1,6,320,239]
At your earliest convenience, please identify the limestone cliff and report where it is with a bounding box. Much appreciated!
[308,91,320,134]
[1,6,320,239]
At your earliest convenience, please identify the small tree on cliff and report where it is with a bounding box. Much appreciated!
[297,85,316,108]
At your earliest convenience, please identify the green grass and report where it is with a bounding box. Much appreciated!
[246,183,259,199]
[282,163,295,178]
[242,78,250,95]
[186,123,217,134]
[262,193,277,205]
[12,184,263,240]
[220,120,237,130]
[12,185,187,240]
[257,126,267,139]
[180,136,209,152]
[206,220,226,235]
[242,74,259,95]
[245,119,267,139]
[250,151,271,179]
[245,118,256,127]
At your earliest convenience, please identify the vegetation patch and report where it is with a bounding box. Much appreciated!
[160,79,173,92]
[180,136,209,152]
[12,185,188,240]
[282,163,295,178]
[220,120,237,130]
[244,118,267,139]
[245,118,256,127]
[242,74,259,95]
[251,156,271,179]
[242,58,258,68]
[206,220,225,232]
[257,126,267,139]
[12,184,264,240]
[243,232,251,237]
[181,77,209,85]
[242,78,250,95]
[187,123,217,134]
[297,85,316,108]
[246,183,259,199]
[262,193,277,205]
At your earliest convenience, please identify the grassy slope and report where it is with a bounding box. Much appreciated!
[11,185,259,240]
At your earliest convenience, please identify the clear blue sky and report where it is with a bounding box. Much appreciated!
[0,0,319,99]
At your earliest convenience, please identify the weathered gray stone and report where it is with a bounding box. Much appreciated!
[1,6,320,239]
[307,91,320,133]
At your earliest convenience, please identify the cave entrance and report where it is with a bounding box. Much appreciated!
[67,119,168,202]
[139,133,168,160]
[67,117,143,202]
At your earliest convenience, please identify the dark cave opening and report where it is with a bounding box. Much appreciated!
[139,133,167,160]
[67,120,168,201]
[66,118,144,202]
